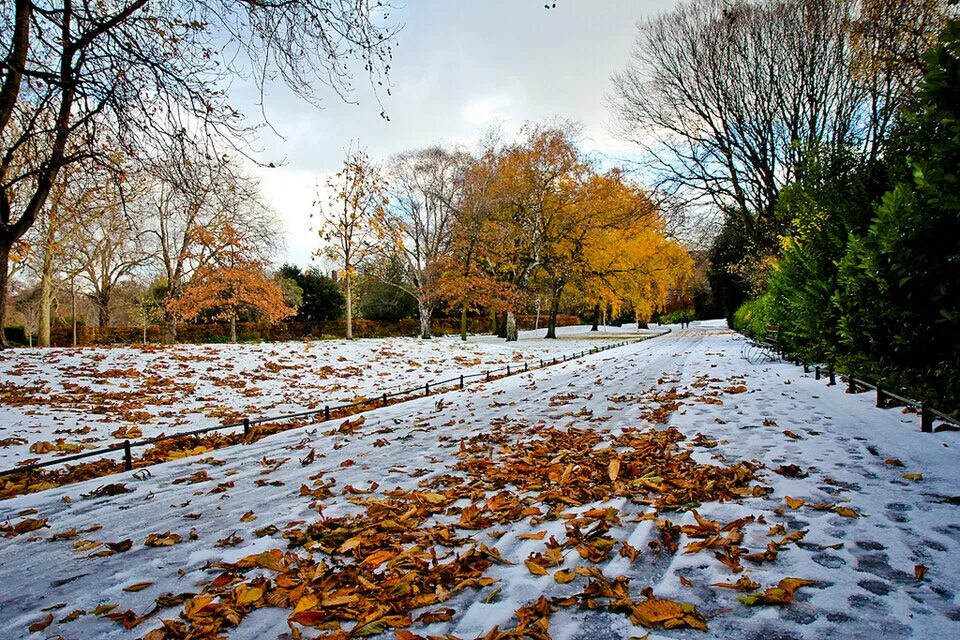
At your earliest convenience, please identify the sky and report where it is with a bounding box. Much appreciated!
[235,1,679,267]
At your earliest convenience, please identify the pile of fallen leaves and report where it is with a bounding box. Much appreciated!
[129,422,770,639]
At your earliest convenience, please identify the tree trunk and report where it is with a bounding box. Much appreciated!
[163,309,177,344]
[37,272,53,347]
[0,242,9,349]
[545,281,566,339]
[345,272,353,340]
[497,311,508,339]
[230,315,237,343]
[590,303,600,332]
[491,309,499,336]
[71,281,77,347]
[97,286,111,327]
[417,299,432,339]
[460,305,468,341]
[505,312,518,341]
[545,291,561,339]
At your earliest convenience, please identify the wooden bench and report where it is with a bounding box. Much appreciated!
[764,325,780,349]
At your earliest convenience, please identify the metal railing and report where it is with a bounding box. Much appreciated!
[0,330,670,482]
[752,337,960,434]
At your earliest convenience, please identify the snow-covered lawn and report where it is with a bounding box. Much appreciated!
[0,324,655,466]
[1,321,958,639]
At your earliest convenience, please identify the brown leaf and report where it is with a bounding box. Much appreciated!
[28,613,54,632]
[144,532,182,547]
[123,582,153,592]
[608,458,621,483]
[915,564,928,580]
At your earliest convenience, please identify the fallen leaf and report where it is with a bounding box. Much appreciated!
[554,569,576,584]
[144,532,182,547]
[123,582,153,592]
[608,458,621,483]
[784,496,805,510]
[915,564,928,580]
[28,614,54,632]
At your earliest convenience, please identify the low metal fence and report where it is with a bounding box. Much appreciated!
[0,330,670,481]
[751,337,960,433]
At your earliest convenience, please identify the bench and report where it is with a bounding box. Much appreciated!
[741,325,781,364]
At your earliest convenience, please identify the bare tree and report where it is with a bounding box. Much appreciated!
[74,186,151,327]
[380,147,465,339]
[319,148,385,340]
[141,146,281,342]
[609,0,941,249]
[0,0,397,347]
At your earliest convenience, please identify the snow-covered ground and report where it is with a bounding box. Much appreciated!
[0,324,656,466]
[1,321,958,639]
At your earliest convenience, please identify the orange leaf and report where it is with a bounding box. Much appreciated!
[784,496,805,510]
[608,458,621,483]
[28,614,54,632]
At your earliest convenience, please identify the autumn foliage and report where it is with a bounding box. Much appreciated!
[169,225,294,341]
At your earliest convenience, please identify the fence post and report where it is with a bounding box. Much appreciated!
[876,387,885,409]
[815,366,820,380]
[425,382,430,396]
[460,374,464,389]
[921,403,934,433]
[123,440,132,472]
[243,417,250,437]
[524,362,528,372]
[507,365,511,375]
[485,371,490,382]
[803,362,809,373]
[848,374,857,393]
[382,393,388,407]
[324,405,330,421]
[828,368,836,386]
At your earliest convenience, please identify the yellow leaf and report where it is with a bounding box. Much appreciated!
[293,594,319,614]
[833,506,860,518]
[784,496,805,510]
[553,569,576,584]
[123,582,153,592]
[236,586,263,606]
[524,559,548,576]
[902,473,922,481]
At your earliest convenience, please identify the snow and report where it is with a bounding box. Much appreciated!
[0,324,657,466]
[1,321,959,639]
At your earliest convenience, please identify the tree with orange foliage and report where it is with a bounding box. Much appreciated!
[170,225,294,343]
[435,142,517,340]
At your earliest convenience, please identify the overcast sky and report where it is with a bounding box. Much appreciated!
[238,1,678,267]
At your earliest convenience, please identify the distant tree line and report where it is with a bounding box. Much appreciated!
[316,122,694,341]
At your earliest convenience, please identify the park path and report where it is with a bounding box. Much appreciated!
[0,322,958,639]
